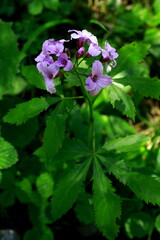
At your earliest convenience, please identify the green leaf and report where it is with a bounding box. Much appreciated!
[115,77,160,100]
[0,172,2,183]
[110,42,150,78]
[93,158,121,240]
[107,83,136,120]
[102,134,149,153]
[64,70,81,87]
[126,172,160,205]
[28,0,43,15]
[22,65,46,90]
[3,97,60,125]
[36,172,54,198]
[0,20,19,98]
[99,153,160,205]
[43,100,67,160]
[125,212,154,239]
[90,19,108,32]
[53,138,91,162]
[43,0,59,10]
[51,159,91,221]
[155,214,160,232]
[24,226,54,240]
[75,191,94,224]
[0,137,18,170]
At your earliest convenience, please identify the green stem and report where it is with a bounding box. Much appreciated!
[62,96,84,100]
[75,70,96,153]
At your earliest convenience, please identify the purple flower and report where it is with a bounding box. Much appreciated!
[76,47,85,59]
[87,43,101,57]
[68,29,98,47]
[42,39,68,56]
[40,62,59,93]
[101,42,118,66]
[55,53,73,71]
[85,60,113,95]
[35,52,54,73]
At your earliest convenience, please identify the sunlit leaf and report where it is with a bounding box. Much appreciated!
[115,76,160,100]
[0,137,18,169]
[110,42,150,78]
[3,97,60,125]
[107,83,136,120]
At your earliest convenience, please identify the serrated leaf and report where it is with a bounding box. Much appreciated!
[43,100,67,160]
[102,134,149,153]
[22,65,46,90]
[53,138,91,162]
[93,158,121,240]
[110,42,150,78]
[127,172,160,205]
[36,172,54,198]
[51,159,91,221]
[107,83,136,120]
[0,137,18,169]
[0,21,19,98]
[115,77,160,100]
[99,154,160,205]
[3,97,60,125]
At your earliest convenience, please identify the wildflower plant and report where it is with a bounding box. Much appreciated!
[2,25,160,240]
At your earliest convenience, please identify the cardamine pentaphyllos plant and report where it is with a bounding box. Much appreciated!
[3,27,160,240]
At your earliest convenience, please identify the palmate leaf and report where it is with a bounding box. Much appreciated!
[43,100,67,160]
[93,158,121,240]
[51,159,91,221]
[107,83,136,120]
[110,42,150,78]
[52,138,91,162]
[102,134,149,153]
[99,155,160,206]
[3,97,60,125]
[115,76,160,100]
[0,137,18,170]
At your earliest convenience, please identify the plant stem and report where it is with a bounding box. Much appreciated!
[75,70,96,154]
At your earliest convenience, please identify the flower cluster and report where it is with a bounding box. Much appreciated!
[35,39,73,93]
[35,29,118,95]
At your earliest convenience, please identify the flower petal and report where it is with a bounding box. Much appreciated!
[90,85,101,95]
[88,43,101,57]
[92,60,103,76]
[96,75,113,88]
[85,77,96,91]
[63,60,73,71]
[44,78,56,94]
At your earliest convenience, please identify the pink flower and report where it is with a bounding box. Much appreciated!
[85,60,113,95]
